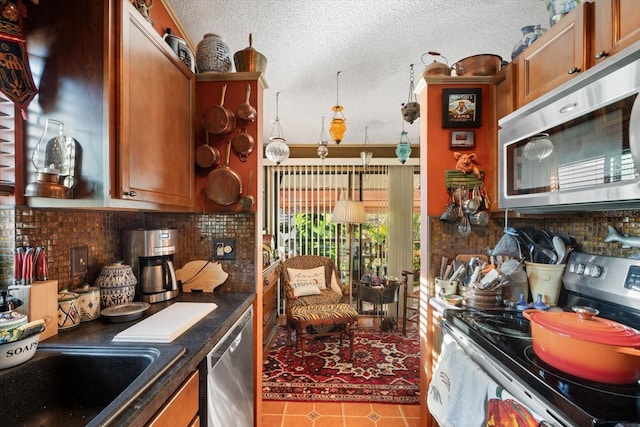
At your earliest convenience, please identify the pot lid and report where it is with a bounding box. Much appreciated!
[527,308,640,347]
[58,289,79,302]
[71,284,99,294]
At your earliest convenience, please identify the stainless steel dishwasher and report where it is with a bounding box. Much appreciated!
[199,306,254,427]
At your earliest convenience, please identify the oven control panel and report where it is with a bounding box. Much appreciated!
[563,251,640,309]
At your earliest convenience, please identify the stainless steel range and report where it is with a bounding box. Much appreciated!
[438,251,640,426]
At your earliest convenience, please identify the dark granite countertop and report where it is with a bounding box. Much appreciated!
[39,291,255,426]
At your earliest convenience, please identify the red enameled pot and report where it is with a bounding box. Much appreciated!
[523,307,640,384]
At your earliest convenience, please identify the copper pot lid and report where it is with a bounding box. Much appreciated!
[525,307,640,347]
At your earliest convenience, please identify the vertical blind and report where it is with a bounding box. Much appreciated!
[264,163,390,263]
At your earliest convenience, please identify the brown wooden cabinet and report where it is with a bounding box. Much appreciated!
[22,0,196,211]
[118,1,196,207]
[262,260,280,357]
[517,2,591,106]
[493,61,517,122]
[592,0,640,64]
[147,370,199,427]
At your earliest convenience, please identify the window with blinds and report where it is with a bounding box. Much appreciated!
[264,163,391,279]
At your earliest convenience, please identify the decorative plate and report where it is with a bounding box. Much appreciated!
[101,302,150,323]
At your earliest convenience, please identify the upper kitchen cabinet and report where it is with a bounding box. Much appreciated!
[592,0,640,64]
[118,1,195,208]
[517,1,591,107]
[493,59,517,121]
[22,0,195,211]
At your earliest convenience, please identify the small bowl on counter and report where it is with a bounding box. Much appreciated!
[0,319,45,369]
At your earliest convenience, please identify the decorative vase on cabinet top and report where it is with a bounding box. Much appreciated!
[544,0,582,27]
[512,25,546,60]
[196,33,232,73]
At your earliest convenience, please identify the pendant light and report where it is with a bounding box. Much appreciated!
[265,91,290,165]
[317,116,329,162]
[360,126,372,168]
[395,121,412,164]
[330,71,347,144]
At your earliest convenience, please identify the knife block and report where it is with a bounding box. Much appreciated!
[9,280,59,341]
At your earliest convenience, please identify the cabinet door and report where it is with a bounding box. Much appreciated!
[493,61,516,121]
[592,0,640,64]
[517,2,590,107]
[119,1,195,208]
[147,371,199,427]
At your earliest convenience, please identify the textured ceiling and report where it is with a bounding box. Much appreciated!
[165,0,549,146]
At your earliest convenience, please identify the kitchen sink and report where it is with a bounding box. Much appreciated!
[0,344,185,427]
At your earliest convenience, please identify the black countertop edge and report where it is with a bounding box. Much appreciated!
[41,291,256,427]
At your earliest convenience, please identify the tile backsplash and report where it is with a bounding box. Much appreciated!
[1,207,256,292]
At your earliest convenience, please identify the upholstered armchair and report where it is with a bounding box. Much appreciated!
[280,255,347,307]
[279,255,357,360]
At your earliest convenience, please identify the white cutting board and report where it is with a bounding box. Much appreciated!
[112,302,217,343]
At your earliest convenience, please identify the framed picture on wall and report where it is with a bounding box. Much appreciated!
[450,130,475,149]
[442,88,481,128]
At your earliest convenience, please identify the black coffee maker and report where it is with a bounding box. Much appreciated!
[121,228,178,303]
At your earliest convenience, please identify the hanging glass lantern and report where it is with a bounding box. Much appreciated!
[265,92,290,165]
[396,130,412,164]
[329,71,347,144]
[317,116,329,162]
[360,126,372,168]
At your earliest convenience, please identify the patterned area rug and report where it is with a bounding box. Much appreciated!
[262,326,420,404]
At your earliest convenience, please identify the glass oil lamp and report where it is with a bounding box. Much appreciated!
[25,119,76,198]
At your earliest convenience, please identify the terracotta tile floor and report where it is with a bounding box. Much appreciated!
[262,401,421,427]
[263,315,420,427]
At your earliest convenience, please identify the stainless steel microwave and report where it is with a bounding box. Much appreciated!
[498,40,640,213]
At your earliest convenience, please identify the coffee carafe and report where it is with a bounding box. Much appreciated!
[121,228,179,303]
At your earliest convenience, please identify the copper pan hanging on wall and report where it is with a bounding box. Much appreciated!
[202,83,236,136]
[205,140,242,205]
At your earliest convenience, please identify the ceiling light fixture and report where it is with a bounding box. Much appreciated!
[330,71,346,145]
[265,91,290,165]
[401,64,420,124]
[317,116,329,162]
[395,121,412,164]
[360,126,372,168]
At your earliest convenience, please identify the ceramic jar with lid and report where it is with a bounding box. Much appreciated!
[71,284,101,322]
[57,289,81,330]
[196,33,232,73]
[95,262,137,308]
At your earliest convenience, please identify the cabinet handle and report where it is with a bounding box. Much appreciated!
[567,67,580,75]
[594,51,608,60]
[123,190,137,197]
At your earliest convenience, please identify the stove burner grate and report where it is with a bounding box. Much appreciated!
[471,313,533,339]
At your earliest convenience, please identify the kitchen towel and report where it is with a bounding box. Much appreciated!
[427,334,497,427]
[112,302,217,343]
